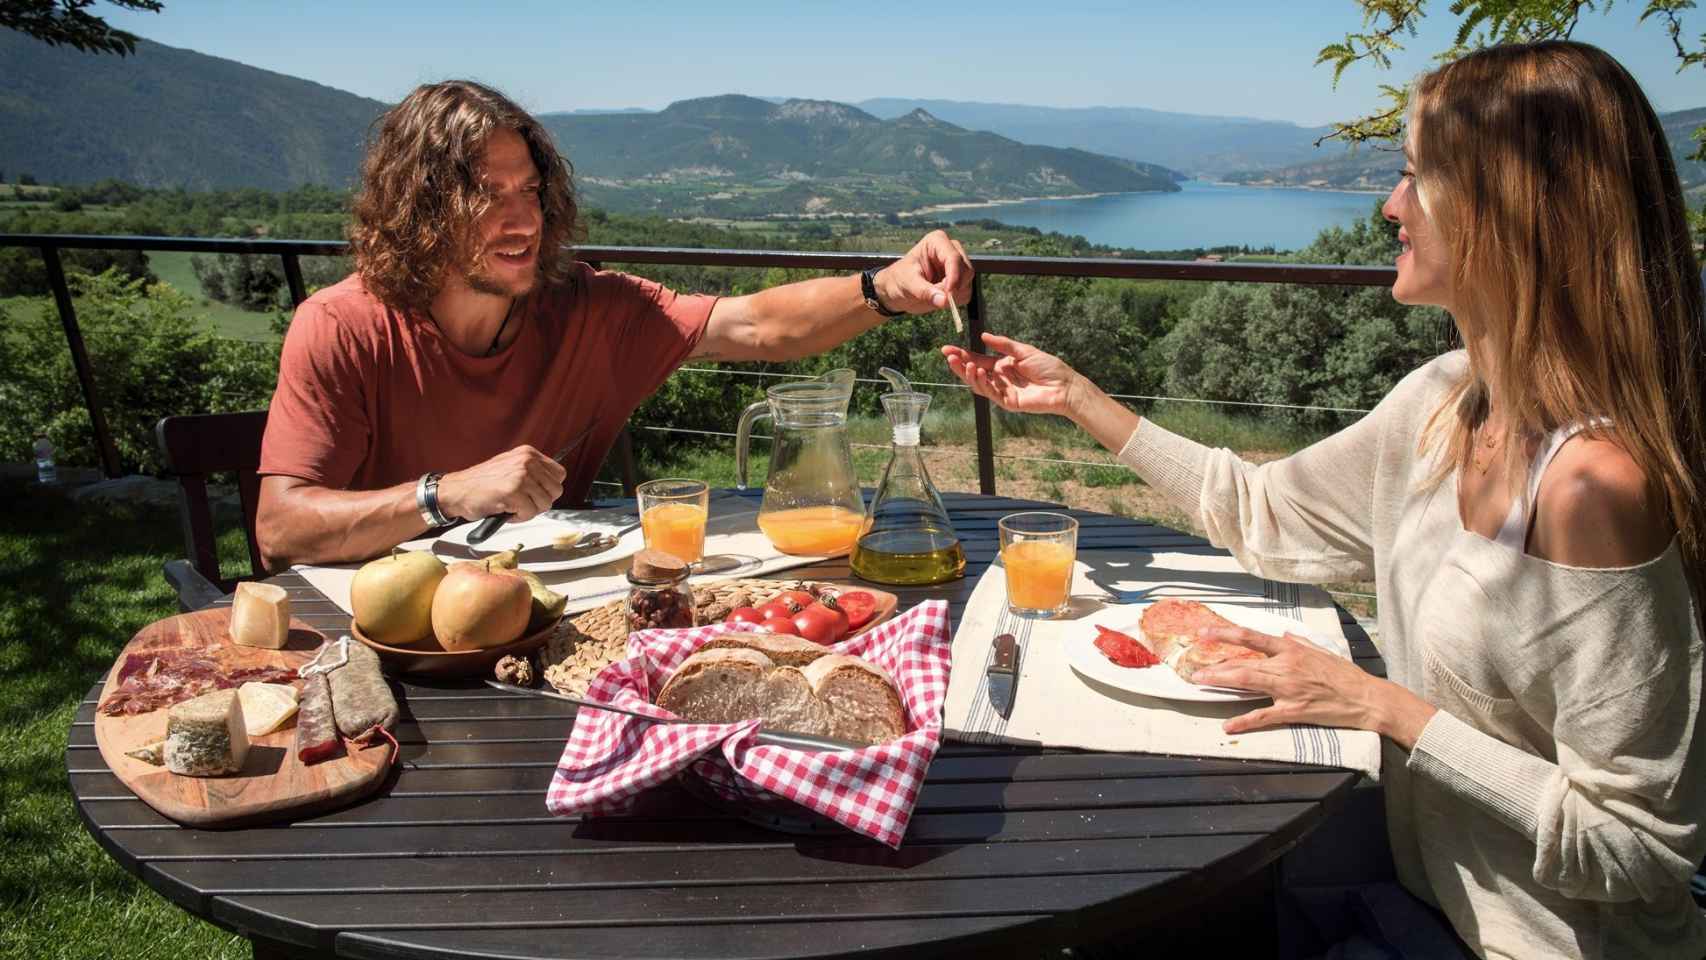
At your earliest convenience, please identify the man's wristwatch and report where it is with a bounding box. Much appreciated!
[416,472,452,528]
[861,267,904,318]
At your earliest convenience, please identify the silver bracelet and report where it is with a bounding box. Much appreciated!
[415,472,450,528]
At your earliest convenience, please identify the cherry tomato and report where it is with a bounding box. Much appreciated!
[759,611,801,636]
[757,596,804,621]
[776,589,817,609]
[792,602,849,646]
[831,591,878,631]
[724,607,766,627]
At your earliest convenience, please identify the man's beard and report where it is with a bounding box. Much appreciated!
[463,255,538,298]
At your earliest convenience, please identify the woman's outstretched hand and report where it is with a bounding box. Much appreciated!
[942,333,1081,418]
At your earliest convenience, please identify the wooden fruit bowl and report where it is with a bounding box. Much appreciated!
[349,619,557,678]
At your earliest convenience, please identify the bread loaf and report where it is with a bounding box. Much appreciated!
[698,631,829,667]
[656,638,906,746]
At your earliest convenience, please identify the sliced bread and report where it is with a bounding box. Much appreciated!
[801,654,906,745]
[655,646,907,746]
[698,631,829,667]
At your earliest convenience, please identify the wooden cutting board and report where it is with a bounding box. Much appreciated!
[94,608,393,827]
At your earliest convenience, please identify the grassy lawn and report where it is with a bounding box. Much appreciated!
[0,477,250,960]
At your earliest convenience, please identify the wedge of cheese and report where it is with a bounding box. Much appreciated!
[237,681,299,736]
[230,581,290,649]
[164,689,250,776]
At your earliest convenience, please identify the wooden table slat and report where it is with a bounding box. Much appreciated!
[94,802,1325,860]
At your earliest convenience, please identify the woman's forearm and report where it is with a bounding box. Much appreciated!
[1066,375,1143,454]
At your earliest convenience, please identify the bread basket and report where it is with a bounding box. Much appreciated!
[546,601,951,848]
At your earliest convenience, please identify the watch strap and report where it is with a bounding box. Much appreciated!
[416,472,451,528]
[861,267,904,318]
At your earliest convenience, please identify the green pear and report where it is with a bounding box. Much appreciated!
[502,567,568,633]
[351,550,447,647]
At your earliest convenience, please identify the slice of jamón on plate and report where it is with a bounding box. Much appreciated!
[1137,598,1266,683]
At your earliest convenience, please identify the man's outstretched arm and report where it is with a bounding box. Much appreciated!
[692,229,974,362]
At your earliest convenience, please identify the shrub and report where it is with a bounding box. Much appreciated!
[0,271,280,473]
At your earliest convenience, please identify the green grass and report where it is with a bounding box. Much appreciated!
[0,478,252,959]
[145,251,281,341]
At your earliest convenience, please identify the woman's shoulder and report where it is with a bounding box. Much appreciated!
[1530,431,1677,568]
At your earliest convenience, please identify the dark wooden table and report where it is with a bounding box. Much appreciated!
[68,492,1385,960]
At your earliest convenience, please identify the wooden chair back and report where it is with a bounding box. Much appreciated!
[155,410,269,594]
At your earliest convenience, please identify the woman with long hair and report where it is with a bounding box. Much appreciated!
[944,41,1706,958]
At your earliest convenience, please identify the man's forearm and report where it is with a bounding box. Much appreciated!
[702,275,883,362]
[257,479,429,570]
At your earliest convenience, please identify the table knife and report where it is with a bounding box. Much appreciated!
[465,423,598,545]
[986,632,1018,719]
[483,680,860,752]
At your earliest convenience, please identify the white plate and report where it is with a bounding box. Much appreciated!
[433,508,644,573]
[1065,602,1346,703]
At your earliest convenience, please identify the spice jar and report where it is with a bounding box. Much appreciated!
[626,549,696,632]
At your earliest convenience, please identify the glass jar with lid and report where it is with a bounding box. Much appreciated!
[625,549,697,633]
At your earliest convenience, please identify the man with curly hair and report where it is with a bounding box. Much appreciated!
[255,80,974,568]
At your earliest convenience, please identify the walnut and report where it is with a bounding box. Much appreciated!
[494,654,536,687]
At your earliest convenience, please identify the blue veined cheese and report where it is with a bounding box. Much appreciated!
[164,689,250,776]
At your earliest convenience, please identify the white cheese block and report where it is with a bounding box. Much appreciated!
[164,689,250,776]
[230,581,290,649]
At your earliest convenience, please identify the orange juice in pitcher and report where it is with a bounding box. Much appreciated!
[756,505,866,556]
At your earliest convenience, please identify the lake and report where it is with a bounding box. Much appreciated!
[929,179,1385,252]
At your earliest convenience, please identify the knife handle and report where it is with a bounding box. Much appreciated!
[465,512,512,545]
[992,633,1018,671]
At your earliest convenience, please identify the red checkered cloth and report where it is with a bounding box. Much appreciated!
[546,600,950,848]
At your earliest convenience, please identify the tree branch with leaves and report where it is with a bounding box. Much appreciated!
[1318,1,1701,149]
[1,0,164,57]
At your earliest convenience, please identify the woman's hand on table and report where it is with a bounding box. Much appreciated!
[1190,627,1438,750]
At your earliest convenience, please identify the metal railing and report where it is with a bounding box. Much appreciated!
[0,233,1397,487]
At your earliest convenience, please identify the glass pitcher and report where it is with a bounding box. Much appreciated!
[736,369,867,556]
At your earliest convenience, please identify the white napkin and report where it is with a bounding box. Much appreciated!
[944,549,1382,779]
[294,500,829,617]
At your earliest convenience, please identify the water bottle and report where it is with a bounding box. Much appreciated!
[33,437,57,486]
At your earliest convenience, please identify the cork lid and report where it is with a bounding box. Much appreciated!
[629,548,688,583]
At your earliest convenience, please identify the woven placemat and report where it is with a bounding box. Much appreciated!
[538,578,815,695]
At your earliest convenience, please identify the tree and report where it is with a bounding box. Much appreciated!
[1,0,164,56]
[1320,1,1704,156]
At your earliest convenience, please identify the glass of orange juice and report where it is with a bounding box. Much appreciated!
[999,512,1078,618]
[637,479,709,564]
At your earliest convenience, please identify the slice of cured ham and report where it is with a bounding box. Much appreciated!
[1138,599,1266,683]
[99,647,299,717]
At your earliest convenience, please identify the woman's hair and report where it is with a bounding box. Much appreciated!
[1413,41,1704,588]
[348,80,581,314]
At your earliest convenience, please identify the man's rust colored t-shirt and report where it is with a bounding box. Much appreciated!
[258,263,714,507]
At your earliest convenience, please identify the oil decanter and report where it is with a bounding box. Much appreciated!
[849,368,966,585]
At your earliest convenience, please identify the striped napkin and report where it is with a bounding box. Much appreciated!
[944,549,1382,779]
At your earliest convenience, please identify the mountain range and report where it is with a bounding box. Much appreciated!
[538,96,1180,216]
[4,27,1701,210]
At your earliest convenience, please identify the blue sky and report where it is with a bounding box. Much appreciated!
[104,1,1700,125]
